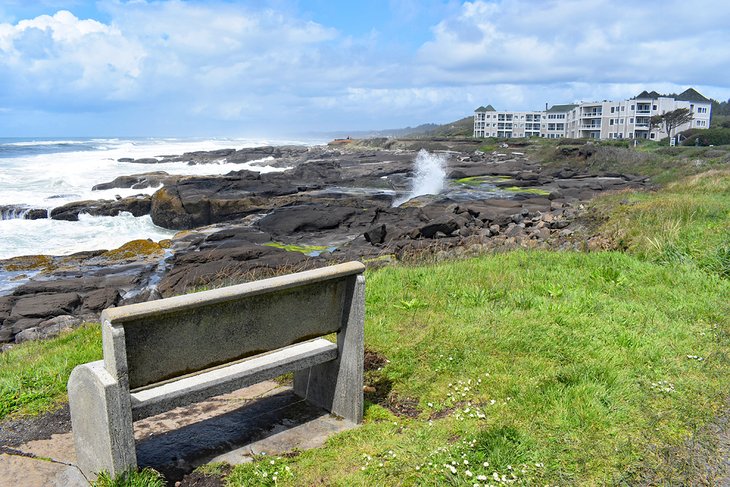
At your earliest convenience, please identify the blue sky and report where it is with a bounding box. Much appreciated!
[0,0,729,137]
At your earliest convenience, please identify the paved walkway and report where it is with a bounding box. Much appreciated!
[0,381,356,486]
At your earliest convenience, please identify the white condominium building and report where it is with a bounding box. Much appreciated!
[474,88,712,141]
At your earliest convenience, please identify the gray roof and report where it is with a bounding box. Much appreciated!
[546,104,577,113]
[474,105,496,112]
[633,90,661,99]
[676,88,710,102]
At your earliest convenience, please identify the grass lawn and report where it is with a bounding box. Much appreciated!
[1,170,728,485]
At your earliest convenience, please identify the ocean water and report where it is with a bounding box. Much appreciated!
[0,137,316,260]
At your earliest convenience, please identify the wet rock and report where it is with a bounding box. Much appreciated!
[50,195,152,221]
[26,209,48,219]
[364,225,387,245]
[80,288,122,313]
[258,204,359,237]
[92,172,174,191]
[10,292,81,319]
[0,205,48,220]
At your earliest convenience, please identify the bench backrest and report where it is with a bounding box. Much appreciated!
[100,261,365,390]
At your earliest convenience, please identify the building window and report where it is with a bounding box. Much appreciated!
[611,107,615,113]
[652,105,657,110]
[610,119,614,126]
[621,106,625,111]
[650,133,655,139]
[631,105,635,111]
[630,118,634,123]
[620,119,624,124]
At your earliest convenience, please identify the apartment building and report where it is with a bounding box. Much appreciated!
[472,105,543,138]
[474,88,712,141]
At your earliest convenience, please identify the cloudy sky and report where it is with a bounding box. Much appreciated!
[0,0,729,137]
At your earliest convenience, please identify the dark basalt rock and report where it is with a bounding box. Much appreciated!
[364,224,387,245]
[257,204,360,237]
[92,172,175,191]
[50,195,152,221]
[0,205,48,220]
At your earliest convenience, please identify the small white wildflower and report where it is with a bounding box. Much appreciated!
[466,469,473,477]
[272,476,277,482]
[270,460,276,465]
[483,462,489,467]
[464,459,469,465]
[428,402,434,407]
[361,466,366,471]
[493,471,501,481]
[477,474,488,481]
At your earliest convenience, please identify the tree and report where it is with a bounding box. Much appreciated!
[650,108,693,139]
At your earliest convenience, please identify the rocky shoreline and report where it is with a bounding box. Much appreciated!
[0,139,650,348]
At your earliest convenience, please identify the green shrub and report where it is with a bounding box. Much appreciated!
[681,128,730,146]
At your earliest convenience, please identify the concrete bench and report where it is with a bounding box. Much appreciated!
[68,261,365,480]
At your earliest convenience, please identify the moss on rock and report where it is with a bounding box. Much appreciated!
[102,239,165,261]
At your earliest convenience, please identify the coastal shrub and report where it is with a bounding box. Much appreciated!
[681,128,730,146]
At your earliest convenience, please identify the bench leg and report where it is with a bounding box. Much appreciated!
[294,274,365,423]
[68,361,136,480]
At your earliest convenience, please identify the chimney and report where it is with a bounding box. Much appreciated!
[545,102,548,111]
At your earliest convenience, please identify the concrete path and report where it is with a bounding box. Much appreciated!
[0,381,356,486]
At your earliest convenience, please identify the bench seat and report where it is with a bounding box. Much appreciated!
[130,338,337,420]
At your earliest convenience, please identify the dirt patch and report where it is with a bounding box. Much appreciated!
[384,394,420,418]
[176,467,230,487]
[364,348,389,371]
[364,364,420,419]
[0,404,71,447]
[428,401,468,421]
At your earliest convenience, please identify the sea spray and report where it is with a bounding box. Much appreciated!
[393,149,448,206]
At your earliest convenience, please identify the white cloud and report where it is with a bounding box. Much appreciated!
[418,0,730,87]
[0,10,145,104]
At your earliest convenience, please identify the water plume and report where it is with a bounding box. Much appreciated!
[393,149,448,206]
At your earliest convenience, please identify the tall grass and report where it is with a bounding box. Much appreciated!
[0,324,101,419]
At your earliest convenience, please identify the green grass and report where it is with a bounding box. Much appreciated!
[592,169,730,278]
[1,170,729,484]
[0,323,101,419]
[93,468,165,487]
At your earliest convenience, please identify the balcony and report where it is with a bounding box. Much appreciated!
[636,110,651,115]
[581,124,601,129]
[635,123,650,129]
[582,112,603,117]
